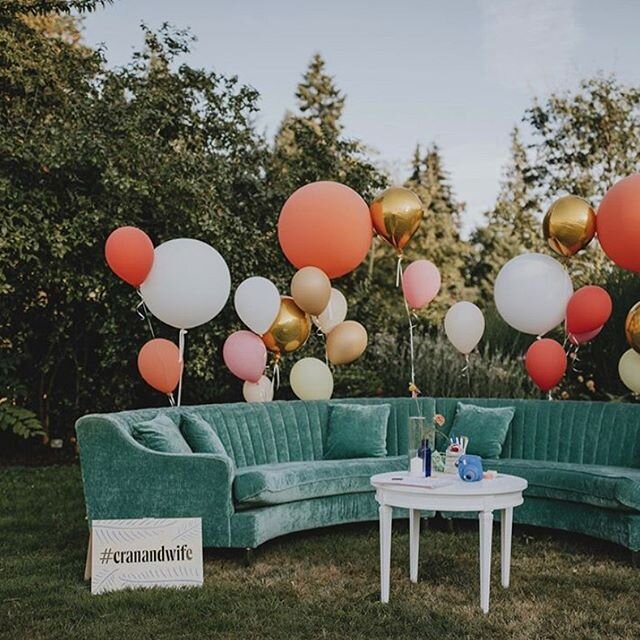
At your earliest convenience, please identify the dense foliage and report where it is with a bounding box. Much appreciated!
[1,2,639,448]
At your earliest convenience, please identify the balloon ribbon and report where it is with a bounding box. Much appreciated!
[271,354,281,393]
[177,329,187,407]
[136,289,155,338]
[397,262,421,415]
[461,353,471,394]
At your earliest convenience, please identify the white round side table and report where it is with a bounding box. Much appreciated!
[371,471,527,614]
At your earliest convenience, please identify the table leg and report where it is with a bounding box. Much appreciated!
[409,509,420,583]
[501,507,513,588]
[379,504,393,603]
[479,510,493,614]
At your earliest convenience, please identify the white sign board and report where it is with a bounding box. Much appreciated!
[91,518,203,595]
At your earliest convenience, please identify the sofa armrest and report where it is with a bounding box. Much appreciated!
[75,414,234,547]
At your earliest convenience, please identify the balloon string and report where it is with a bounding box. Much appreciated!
[136,289,155,338]
[398,263,421,415]
[177,329,187,407]
[462,353,471,394]
[547,390,553,401]
[271,357,281,392]
[168,393,175,407]
[395,254,404,288]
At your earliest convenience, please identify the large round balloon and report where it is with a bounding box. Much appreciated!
[243,375,273,403]
[223,331,267,383]
[137,338,182,395]
[565,286,612,335]
[402,260,441,310]
[326,320,368,365]
[444,302,485,355]
[262,297,311,355]
[313,288,348,334]
[525,339,567,392]
[542,196,596,257]
[625,302,640,353]
[597,174,640,272]
[278,182,372,279]
[619,349,640,394]
[234,276,280,335]
[290,266,331,316]
[289,357,334,400]
[369,186,423,254]
[494,253,573,336]
[105,226,154,287]
[140,239,230,329]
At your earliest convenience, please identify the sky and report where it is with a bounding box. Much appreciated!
[82,0,640,234]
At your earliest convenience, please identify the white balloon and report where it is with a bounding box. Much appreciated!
[234,276,280,335]
[444,302,485,354]
[289,357,334,400]
[243,375,274,402]
[494,253,573,336]
[619,349,640,394]
[313,288,347,334]
[140,239,230,329]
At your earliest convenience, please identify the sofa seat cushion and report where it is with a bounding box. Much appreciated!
[233,456,406,507]
[488,458,640,512]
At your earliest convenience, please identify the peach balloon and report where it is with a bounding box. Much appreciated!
[326,320,368,365]
[137,338,182,395]
[291,266,332,316]
[402,260,441,310]
[278,181,373,279]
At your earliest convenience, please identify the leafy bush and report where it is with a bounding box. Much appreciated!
[0,401,45,439]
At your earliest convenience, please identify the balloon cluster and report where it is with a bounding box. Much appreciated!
[105,228,231,404]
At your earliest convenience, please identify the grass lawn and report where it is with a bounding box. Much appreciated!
[1,464,640,640]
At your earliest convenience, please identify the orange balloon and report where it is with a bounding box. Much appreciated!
[597,174,640,272]
[278,181,373,279]
[137,338,182,395]
[105,226,154,287]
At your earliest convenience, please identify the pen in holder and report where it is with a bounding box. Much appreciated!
[444,436,468,474]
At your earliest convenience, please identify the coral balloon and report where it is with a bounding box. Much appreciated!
[619,349,640,394]
[402,260,441,310]
[137,338,182,395]
[369,186,423,254]
[313,288,347,334]
[289,357,334,400]
[565,286,612,335]
[243,375,273,403]
[223,331,267,383]
[625,302,640,353]
[262,297,311,355]
[291,267,331,316]
[568,325,602,346]
[326,320,368,365]
[542,196,596,257]
[525,339,567,392]
[597,174,640,272]
[105,226,154,287]
[278,181,372,279]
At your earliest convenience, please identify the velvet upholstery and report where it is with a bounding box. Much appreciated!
[449,402,514,458]
[180,413,228,457]
[324,403,390,459]
[76,397,640,551]
[132,414,192,454]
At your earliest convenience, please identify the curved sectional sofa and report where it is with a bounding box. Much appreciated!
[76,397,640,554]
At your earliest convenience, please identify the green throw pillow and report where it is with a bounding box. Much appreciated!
[132,414,192,454]
[324,403,390,460]
[181,413,228,457]
[449,402,515,459]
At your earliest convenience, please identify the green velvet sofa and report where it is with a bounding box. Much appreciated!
[75,397,640,554]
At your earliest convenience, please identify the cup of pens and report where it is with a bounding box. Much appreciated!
[444,436,468,474]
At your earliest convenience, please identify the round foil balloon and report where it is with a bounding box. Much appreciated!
[369,186,423,254]
[262,297,311,355]
[494,253,573,336]
[625,302,640,353]
[243,375,273,403]
[542,195,596,257]
[140,239,230,329]
[619,349,640,394]
[289,357,334,400]
[326,320,368,365]
[313,288,348,334]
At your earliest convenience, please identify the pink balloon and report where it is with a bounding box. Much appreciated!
[402,260,441,310]
[223,331,267,383]
[568,325,603,346]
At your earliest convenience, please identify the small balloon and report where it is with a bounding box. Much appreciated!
[234,276,280,335]
[243,375,274,403]
[137,338,182,395]
[402,260,441,310]
[369,186,423,254]
[542,195,596,257]
[566,286,612,335]
[289,357,334,400]
[625,302,640,353]
[326,320,368,365]
[619,349,640,394]
[291,266,331,316]
[105,226,154,287]
[444,302,485,355]
[313,288,347,334]
[525,339,567,392]
[262,297,311,355]
[223,331,267,383]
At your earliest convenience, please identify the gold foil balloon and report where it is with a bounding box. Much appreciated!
[290,266,331,316]
[542,195,596,257]
[262,297,311,355]
[326,320,368,365]
[369,186,423,254]
[625,302,640,353]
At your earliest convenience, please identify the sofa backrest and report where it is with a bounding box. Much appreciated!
[435,398,640,468]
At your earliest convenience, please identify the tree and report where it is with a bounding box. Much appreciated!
[467,127,542,299]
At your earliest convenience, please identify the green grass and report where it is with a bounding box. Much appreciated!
[1,465,640,640]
